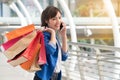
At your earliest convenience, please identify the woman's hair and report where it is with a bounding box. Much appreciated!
[41,6,61,27]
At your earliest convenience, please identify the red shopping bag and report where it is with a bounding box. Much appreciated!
[5,24,35,40]
[38,32,46,65]
[20,31,43,71]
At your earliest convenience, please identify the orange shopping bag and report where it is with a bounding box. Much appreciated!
[29,51,41,72]
[5,24,35,40]
[20,43,41,72]
[28,45,41,72]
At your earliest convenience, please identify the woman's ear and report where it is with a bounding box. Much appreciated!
[45,20,48,27]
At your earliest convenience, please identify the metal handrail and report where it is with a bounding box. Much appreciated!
[68,42,120,52]
[62,42,120,80]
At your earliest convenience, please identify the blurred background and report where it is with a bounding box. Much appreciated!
[1,0,120,80]
[1,0,120,46]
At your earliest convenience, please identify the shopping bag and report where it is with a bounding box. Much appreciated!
[7,30,40,67]
[4,30,37,60]
[29,52,41,72]
[20,43,41,72]
[0,32,31,52]
[28,46,41,72]
[5,24,35,40]
[7,49,28,67]
[0,36,22,52]
[20,31,42,71]
[38,32,46,65]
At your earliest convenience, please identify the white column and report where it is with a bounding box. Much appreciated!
[103,0,120,47]
[9,2,27,26]
[17,0,32,24]
[103,0,120,79]
[32,0,43,14]
[70,0,75,14]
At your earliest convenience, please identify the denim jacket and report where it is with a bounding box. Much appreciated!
[35,31,68,80]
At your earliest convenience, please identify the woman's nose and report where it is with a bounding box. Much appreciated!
[57,19,61,23]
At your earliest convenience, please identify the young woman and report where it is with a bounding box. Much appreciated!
[34,6,68,80]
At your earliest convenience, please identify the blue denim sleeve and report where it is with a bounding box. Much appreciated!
[61,50,68,61]
[48,42,56,49]
[44,32,57,55]
[43,31,68,60]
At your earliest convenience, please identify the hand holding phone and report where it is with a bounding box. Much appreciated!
[60,23,63,31]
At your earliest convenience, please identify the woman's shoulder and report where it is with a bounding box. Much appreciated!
[43,31,51,39]
[43,31,50,36]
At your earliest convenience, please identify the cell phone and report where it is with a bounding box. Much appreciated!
[60,23,63,30]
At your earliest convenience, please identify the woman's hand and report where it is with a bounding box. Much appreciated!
[59,22,67,38]
[59,22,68,52]
[44,27,56,44]
[44,27,55,34]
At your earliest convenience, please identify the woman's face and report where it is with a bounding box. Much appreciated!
[47,12,62,31]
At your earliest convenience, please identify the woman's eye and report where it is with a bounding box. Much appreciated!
[59,17,61,19]
[52,18,56,20]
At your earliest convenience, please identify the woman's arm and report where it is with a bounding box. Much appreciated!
[44,28,56,45]
[43,28,57,55]
[61,35,68,52]
[60,22,68,52]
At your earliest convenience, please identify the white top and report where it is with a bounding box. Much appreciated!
[54,40,61,73]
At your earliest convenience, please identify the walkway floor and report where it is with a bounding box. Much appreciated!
[0,52,67,80]
[0,52,35,80]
